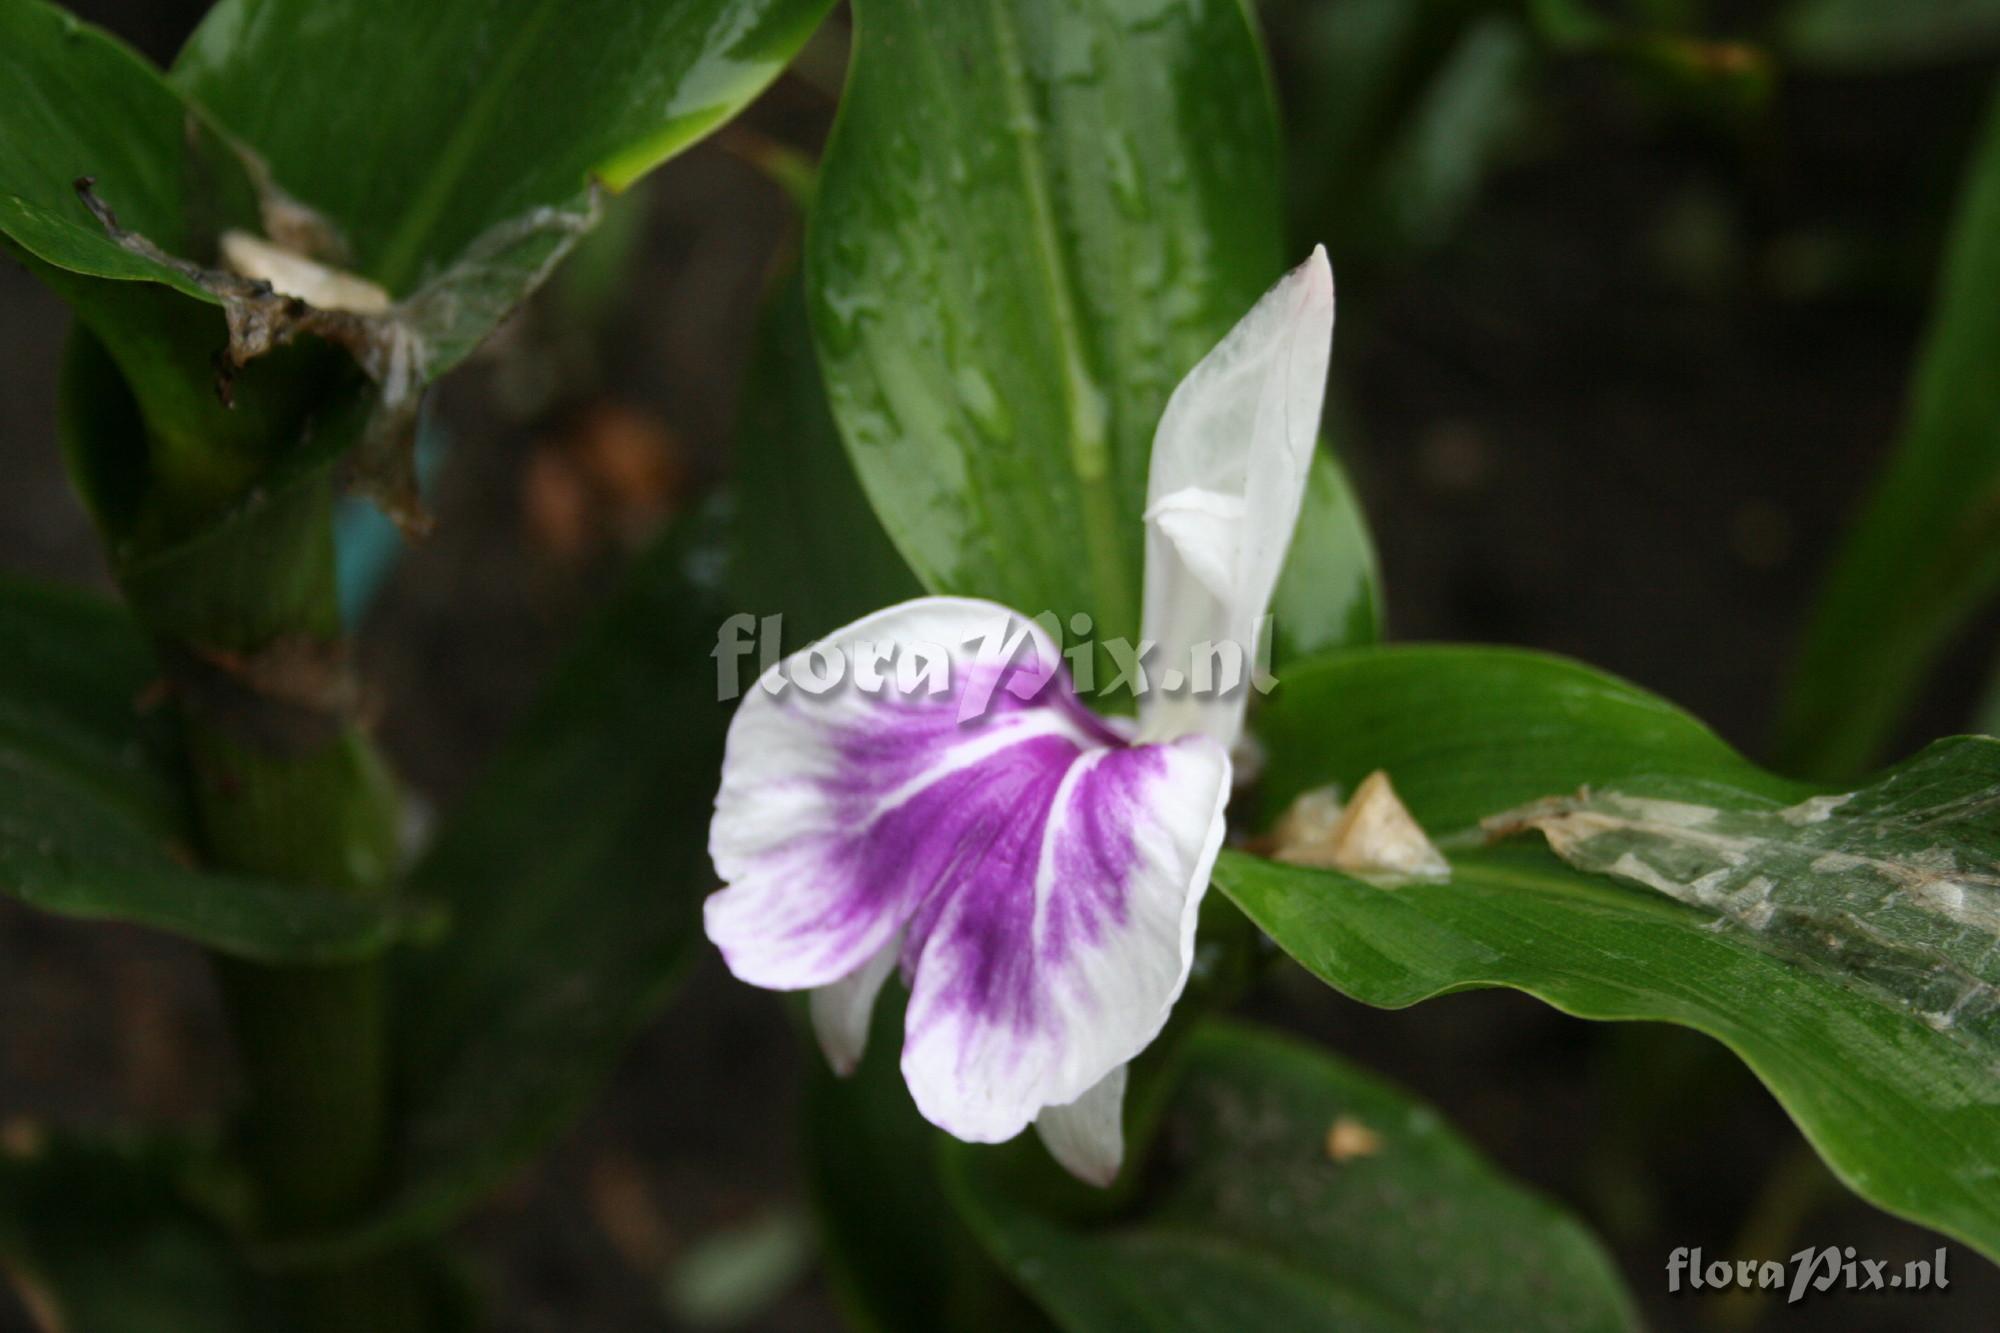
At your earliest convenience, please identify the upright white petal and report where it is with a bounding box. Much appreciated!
[1034,1063,1128,1187]
[1139,247,1335,748]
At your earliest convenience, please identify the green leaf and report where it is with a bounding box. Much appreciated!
[1222,645,2000,1261]
[7,0,834,535]
[308,520,736,1251]
[803,1032,960,1333]
[0,574,422,964]
[0,764,427,966]
[0,0,234,298]
[0,571,183,823]
[0,1132,249,1333]
[1258,645,1804,824]
[946,1021,1639,1333]
[173,0,835,364]
[1777,81,2000,780]
[728,271,923,644]
[0,2,319,521]
[1779,0,2000,68]
[806,0,1286,641]
[1270,448,1383,662]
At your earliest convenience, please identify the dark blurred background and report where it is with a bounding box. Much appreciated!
[3,1,1997,1329]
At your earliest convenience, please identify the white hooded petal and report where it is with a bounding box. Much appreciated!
[1034,1063,1128,1187]
[1139,246,1335,748]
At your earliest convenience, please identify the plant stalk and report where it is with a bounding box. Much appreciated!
[126,469,427,1329]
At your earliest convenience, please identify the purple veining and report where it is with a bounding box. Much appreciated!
[735,662,1160,1041]
[706,598,1233,1148]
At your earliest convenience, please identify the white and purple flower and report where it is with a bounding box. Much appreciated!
[705,248,1335,1185]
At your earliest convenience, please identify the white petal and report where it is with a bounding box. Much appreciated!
[706,596,1100,992]
[1139,246,1335,747]
[705,598,1229,1153]
[810,934,902,1076]
[897,735,1230,1143]
[1034,1063,1128,1187]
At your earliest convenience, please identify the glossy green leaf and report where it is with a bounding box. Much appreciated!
[1777,82,2000,781]
[728,271,922,645]
[1222,645,2000,1261]
[0,0,234,298]
[1271,449,1383,662]
[1257,645,1805,823]
[0,0,321,518]
[0,574,423,964]
[311,521,735,1250]
[1779,0,2000,68]
[173,0,834,371]
[947,1021,1639,1332]
[806,0,1287,642]
[0,1133,248,1333]
[9,0,833,541]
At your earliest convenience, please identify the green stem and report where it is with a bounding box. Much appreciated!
[60,288,431,1324]
[190,729,400,1233]
[190,729,425,1331]
[120,469,427,1329]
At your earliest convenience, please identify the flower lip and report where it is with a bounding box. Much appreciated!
[705,597,1233,1145]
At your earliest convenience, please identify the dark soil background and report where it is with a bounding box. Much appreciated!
[2,2,1997,1330]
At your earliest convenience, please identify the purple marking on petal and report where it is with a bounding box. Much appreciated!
[890,731,1081,1034]
[709,598,1230,1141]
[1044,748,1163,958]
[759,691,1167,1041]
[714,660,1120,983]
[895,745,1166,1055]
